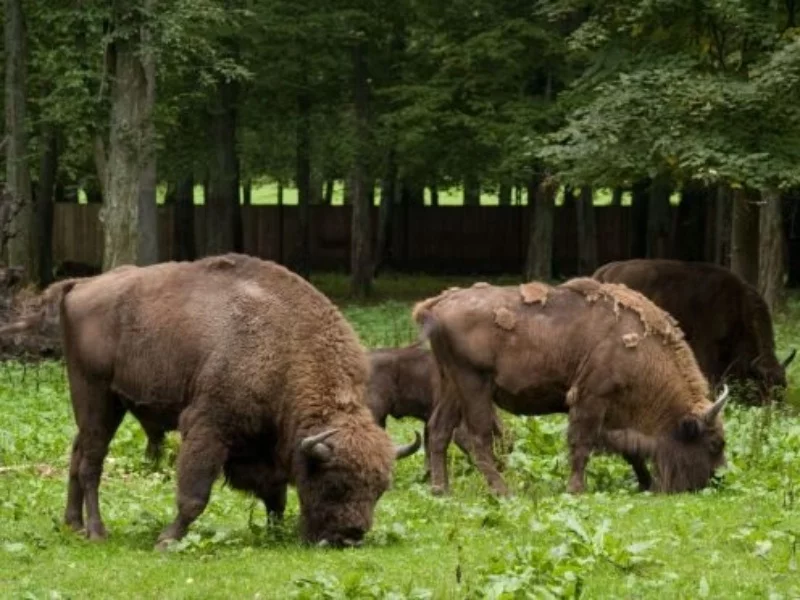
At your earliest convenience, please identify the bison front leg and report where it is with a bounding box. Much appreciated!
[156,425,228,550]
[264,484,287,527]
[622,453,652,491]
[565,387,607,495]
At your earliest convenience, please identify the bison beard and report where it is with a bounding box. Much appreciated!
[413,278,730,497]
[3,255,421,548]
[593,259,796,405]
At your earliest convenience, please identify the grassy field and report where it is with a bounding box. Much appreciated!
[79,182,675,207]
[2,273,799,599]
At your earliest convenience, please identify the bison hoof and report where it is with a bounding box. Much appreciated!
[155,538,176,552]
[430,484,448,496]
[86,527,108,542]
[566,481,586,495]
[64,516,84,533]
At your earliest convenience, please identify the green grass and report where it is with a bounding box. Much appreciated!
[2,275,800,599]
[78,181,684,207]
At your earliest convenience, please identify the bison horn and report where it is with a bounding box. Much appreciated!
[703,384,730,424]
[300,428,339,462]
[395,431,422,460]
[782,349,797,369]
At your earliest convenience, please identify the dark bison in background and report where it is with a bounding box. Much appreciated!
[366,342,509,478]
[0,254,421,548]
[593,259,796,404]
[413,279,730,497]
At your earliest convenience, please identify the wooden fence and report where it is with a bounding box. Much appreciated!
[52,203,800,279]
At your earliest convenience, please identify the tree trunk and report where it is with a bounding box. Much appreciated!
[35,126,58,286]
[429,182,439,207]
[630,179,650,258]
[3,0,34,279]
[137,31,158,266]
[242,178,252,205]
[96,1,159,271]
[676,182,707,261]
[730,188,760,286]
[758,188,785,312]
[350,39,372,298]
[647,176,672,258]
[498,183,512,206]
[463,175,480,206]
[713,184,732,266]
[293,90,312,279]
[205,76,241,255]
[373,150,397,277]
[576,186,598,274]
[401,180,424,206]
[611,187,623,206]
[524,176,555,280]
[324,179,334,205]
[173,172,195,261]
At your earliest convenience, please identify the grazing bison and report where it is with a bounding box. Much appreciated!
[593,259,795,404]
[2,255,421,548]
[366,342,508,478]
[413,278,730,497]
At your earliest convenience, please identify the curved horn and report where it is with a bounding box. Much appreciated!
[750,355,763,369]
[395,431,422,460]
[704,384,730,424]
[782,349,797,369]
[300,428,339,462]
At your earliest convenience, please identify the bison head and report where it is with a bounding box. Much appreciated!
[604,385,730,493]
[294,426,421,547]
[748,349,796,401]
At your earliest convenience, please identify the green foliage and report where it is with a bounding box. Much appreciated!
[2,279,800,598]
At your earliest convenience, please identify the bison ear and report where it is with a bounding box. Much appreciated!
[675,417,703,442]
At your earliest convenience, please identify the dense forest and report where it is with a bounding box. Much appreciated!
[2,0,800,303]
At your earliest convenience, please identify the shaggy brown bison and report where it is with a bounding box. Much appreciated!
[593,259,795,404]
[413,278,730,497]
[366,342,508,478]
[2,254,421,548]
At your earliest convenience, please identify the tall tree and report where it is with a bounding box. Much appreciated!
[758,190,785,312]
[730,189,760,287]
[3,0,34,279]
[96,0,159,270]
[525,176,556,281]
[350,37,373,298]
[576,186,597,274]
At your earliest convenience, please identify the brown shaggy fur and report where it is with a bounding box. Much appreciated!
[413,278,729,497]
[4,254,420,548]
[366,342,508,478]
[594,259,795,404]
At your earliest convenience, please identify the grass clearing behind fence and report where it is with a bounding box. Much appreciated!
[1,275,800,599]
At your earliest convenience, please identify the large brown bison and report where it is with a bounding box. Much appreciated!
[593,259,795,404]
[2,254,421,548]
[366,342,508,478]
[413,278,730,497]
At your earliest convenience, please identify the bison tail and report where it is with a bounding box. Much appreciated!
[412,306,439,345]
[0,278,84,337]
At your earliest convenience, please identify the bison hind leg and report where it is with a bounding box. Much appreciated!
[66,379,127,541]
